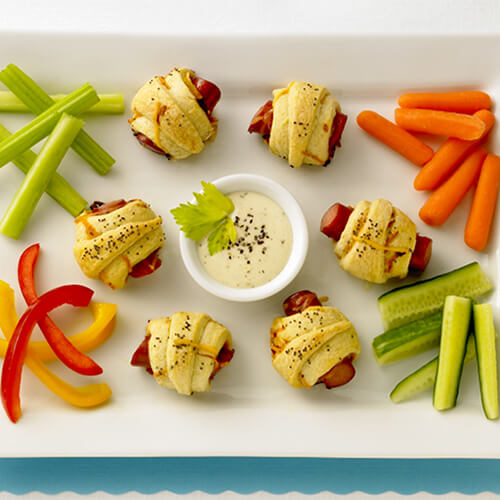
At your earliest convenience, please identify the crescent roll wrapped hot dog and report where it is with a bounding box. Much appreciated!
[271,291,360,389]
[320,199,433,284]
[129,67,221,159]
[249,81,347,168]
[131,312,234,395]
[73,199,165,289]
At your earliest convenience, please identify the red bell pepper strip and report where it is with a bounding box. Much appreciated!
[18,244,102,376]
[1,284,93,422]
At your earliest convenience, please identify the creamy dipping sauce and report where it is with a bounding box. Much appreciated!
[197,191,293,288]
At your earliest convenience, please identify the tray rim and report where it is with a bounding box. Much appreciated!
[0,30,499,459]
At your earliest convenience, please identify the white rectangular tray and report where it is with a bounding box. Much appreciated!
[0,33,498,458]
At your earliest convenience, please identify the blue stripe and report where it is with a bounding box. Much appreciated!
[1,458,500,494]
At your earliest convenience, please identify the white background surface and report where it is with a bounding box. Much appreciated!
[2,1,500,497]
[1,0,499,36]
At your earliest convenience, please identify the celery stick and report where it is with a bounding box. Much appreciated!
[0,122,87,216]
[0,114,84,239]
[0,83,97,169]
[55,93,123,114]
[0,91,124,114]
[0,64,115,174]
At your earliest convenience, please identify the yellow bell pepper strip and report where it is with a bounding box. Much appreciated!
[27,303,117,362]
[0,302,117,362]
[0,282,18,342]
[0,281,112,416]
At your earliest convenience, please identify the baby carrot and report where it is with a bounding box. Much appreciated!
[419,147,487,226]
[356,110,434,166]
[398,91,491,114]
[395,108,486,141]
[464,154,500,251]
[414,109,495,191]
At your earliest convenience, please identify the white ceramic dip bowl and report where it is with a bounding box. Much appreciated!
[179,173,309,302]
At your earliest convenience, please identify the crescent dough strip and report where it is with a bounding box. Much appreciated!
[268,81,340,168]
[131,115,191,159]
[130,68,217,159]
[73,200,165,289]
[271,306,360,388]
[99,226,165,289]
[165,68,215,143]
[147,318,175,389]
[192,321,232,392]
[269,89,289,160]
[167,312,209,395]
[147,313,233,395]
[288,82,326,168]
[75,200,157,240]
[305,94,336,165]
